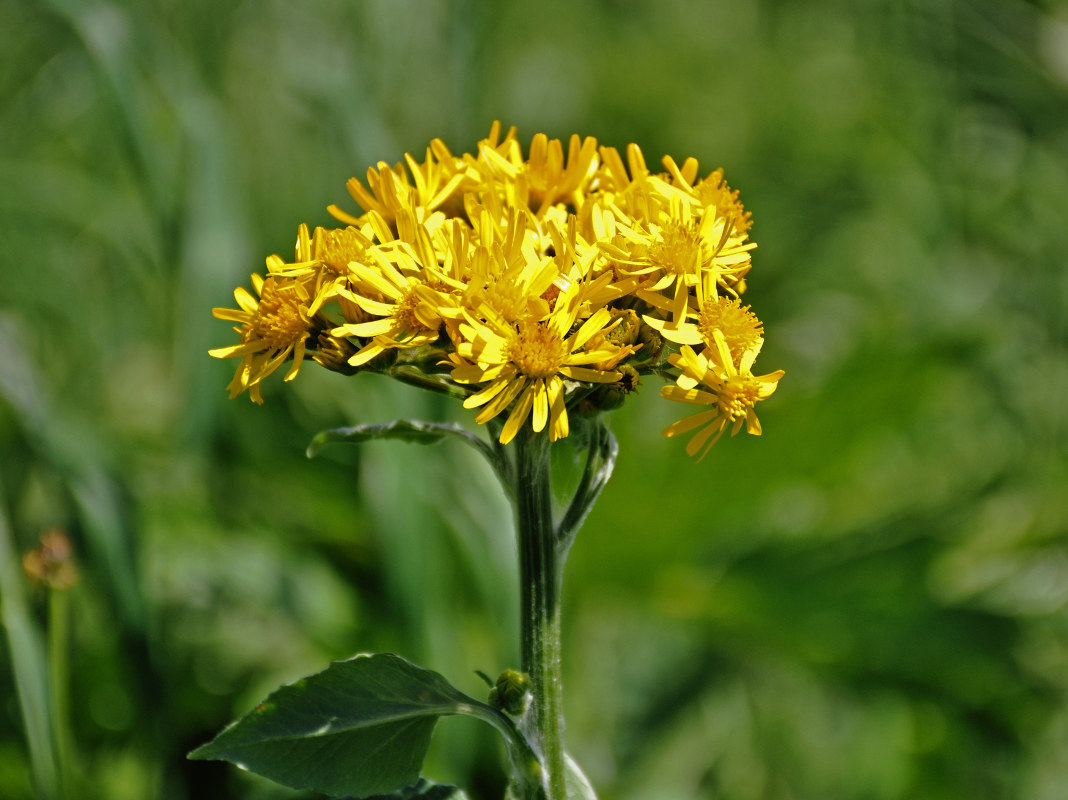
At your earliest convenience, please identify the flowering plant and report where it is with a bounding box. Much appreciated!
[192,123,783,800]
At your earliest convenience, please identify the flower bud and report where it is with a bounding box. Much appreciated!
[22,529,79,590]
[488,669,532,716]
[585,364,640,411]
[313,333,362,374]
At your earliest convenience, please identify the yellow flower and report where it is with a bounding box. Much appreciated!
[331,247,449,367]
[473,129,599,217]
[327,143,468,228]
[644,292,764,362]
[599,184,755,329]
[210,271,316,403]
[452,294,623,444]
[660,332,784,460]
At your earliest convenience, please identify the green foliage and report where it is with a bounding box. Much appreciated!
[191,653,527,798]
[307,420,469,455]
[360,778,470,799]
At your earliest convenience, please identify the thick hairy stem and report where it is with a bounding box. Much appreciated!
[513,427,566,800]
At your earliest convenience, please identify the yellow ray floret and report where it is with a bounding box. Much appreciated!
[331,248,449,366]
[452,295,623,444]
[660,332,784,461]
[644,292,764,362]
[209,272,316,403]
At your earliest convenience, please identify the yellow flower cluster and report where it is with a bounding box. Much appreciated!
[211,123,783,456]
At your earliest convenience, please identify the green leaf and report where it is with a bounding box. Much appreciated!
[356,777,471,799]
[308,419,498,460]
[189,653,522,798]
[307,419,513,492]
[307,419,456,456]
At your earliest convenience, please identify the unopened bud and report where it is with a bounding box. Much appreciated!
[586,365,640,411]
[23,529,79,590]
[488,669,532,716]
[313,333,362,374]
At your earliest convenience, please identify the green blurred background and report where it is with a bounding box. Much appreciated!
[2,0,1067,798]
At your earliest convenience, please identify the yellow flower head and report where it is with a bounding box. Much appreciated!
[210,271,316,403]
[660,332,784,461]
[210,123,782,459]
[696,296,764,362]
[644,291,764,362]
[598,173,755,328]
[473,130,599,217]
[452,290,623,444]
[331,247,449,367]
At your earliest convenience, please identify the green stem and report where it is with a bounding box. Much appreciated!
[556,421,617,553]
[49,589,73,799]
[513,426,566,800]
[0,493,59,799]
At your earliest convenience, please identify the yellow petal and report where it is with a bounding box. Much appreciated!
[660,385,715,405]
[745,407,763,436]
[209,341,266,359]
[464,376,511,409]
[559,365,620,383]
[686,418,726,457]
[348,342,383,366]
[532,380,548,432]
[477,377,527,423]
[662,408,718,438]
[571,307,612,350]
[499,385,535,444]
[346,318,396,337]
[547,376,568,441]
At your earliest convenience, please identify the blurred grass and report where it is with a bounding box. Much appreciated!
[2,0,1067,798]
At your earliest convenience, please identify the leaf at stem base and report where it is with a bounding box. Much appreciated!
[189,653,510,798]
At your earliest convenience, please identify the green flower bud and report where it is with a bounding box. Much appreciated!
[636,323,663,360]
[313,333,362,375]
[583,365,641,412]
[488,669,532,716]
[606,308,641,347]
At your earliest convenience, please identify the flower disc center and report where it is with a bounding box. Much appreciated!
[651,222,704,276]
[253,280,310,348]
[697,297,763,360]
[508,322,566,379]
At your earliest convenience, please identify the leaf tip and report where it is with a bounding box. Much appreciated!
[306,433,328,458]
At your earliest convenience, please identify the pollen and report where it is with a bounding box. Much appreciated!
[252,279,311,349]
[650,221,704,276]
[393,287,430,334]
[697,296,763,361]
[507,322,567,379]
[314,227,368,271]
[717,374,762,421]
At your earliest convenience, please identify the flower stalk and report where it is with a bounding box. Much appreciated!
[513,426,566,800]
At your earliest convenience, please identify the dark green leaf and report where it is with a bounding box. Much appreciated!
[189,653,516,798]
[356,777,471,799]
